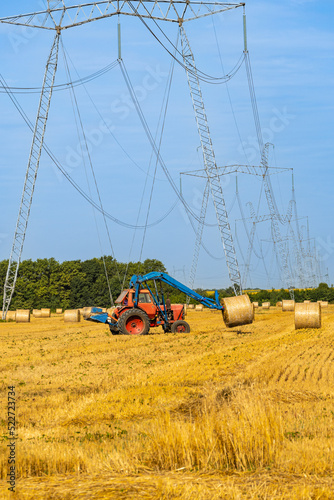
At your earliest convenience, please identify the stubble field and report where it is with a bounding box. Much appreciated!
[1,306,334,499]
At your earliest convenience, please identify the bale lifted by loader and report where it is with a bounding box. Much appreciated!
[86,272,253,335]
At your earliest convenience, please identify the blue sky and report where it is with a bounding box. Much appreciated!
[0,0,333,290]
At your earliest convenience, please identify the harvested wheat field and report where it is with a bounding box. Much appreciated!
[1,307,334,499]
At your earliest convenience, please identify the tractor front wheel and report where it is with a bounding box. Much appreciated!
[118,308,150,335]
[171,320,190,333]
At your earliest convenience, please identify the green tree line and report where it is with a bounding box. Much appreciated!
[0,257,332,311]
[0,257,169,311]
[246,283,334,304]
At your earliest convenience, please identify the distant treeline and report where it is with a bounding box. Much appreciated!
[246,284,334,305]
[0,257,332,311]
[0,257,170,311]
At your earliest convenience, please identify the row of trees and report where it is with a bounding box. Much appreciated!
[0,256,332,311]
[0,257,170,311]
[246,283,334,304]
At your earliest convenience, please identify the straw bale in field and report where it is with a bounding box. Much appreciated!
[195,304,203,311]
[41,308,51,318]
[64,309,80,322]
[304,300,311,304]
[188,304,195,309]
[5,311,16,321]
[33,309,42,318]
[282,300,295,311]
[221,294,253,328]
[253,302,259,309]
[295,302,321,329]
[56,308,62,314]
[16,309,30,323]
[276,301,282,307]
[320,301,328,308]
[262,302,270,309]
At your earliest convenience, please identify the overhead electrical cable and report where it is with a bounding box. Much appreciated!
[60,48,165,182]
[61,39,119,302]
[122,32,179,289]
[138,32,178,263]
[0,73,178,230]
[0,60,119,94]
[119,60,216,227]
[127,0,245,85]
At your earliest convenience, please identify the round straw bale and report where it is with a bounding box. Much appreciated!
[253,302,259,309]
[195,304,203,311]
[276,301,282,307]
[33,309,42,318]
[221,294,253,328]
[295,302,321,329]
[262,302,270,309]
[188,304,195,309]
[320,301,328,308]
[16,309,30,323]
[82,306,95,319]
[6,311,16,321]
[64,309,81,322]
[56,308,62,314]
[304,300,311,304]
[41,308,51,318]
[282,300,295,311]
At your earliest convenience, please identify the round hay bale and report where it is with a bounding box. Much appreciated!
[320,301,328,308]
[282,300,295,312]
[188,304,195,310]
[276,301,282,307]
[195,304,204,311]
[82,306,95,319]
[304,300,311,304]
[16,310,30,323]
[64,309,81,322]
[295,302,321,329]
[221,294,253,328]
[41,308,51,318]
[6,311,16,321]
[56,308,62,314]
[33,309,42,318]
[262,302,270,309]
[253,302,259,309]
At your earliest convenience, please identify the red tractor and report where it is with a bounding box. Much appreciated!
[107,287,189,335]
[87,271,224,335]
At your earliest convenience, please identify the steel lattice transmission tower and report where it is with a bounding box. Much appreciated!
[1,1,245,317]
[180,25,242,294]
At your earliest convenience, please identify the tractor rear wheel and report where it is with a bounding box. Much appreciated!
[118,308,150,335]
[171,320,190,333]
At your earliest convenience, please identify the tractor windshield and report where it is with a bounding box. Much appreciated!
[116,291,128,304]
[138,292,152,303]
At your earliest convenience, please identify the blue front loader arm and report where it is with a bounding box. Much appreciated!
[129,272,223,310]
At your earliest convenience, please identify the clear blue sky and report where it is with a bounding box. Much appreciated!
[0,0,333,289]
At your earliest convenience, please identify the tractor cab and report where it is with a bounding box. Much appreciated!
[115,289,157,319]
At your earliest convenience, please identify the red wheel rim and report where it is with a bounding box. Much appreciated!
[125,316,145,335]
[176,325,186,332]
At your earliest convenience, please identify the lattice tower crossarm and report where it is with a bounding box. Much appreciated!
[0,2,245,30]
[180,24,242,294]
[2,32,61,319]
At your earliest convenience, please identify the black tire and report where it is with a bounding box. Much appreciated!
[108,324,119,335]
[171,320,190,333]
[118,308,150,335]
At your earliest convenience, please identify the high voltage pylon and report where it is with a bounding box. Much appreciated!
[1,1,245,317]
[2,31,61,319]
